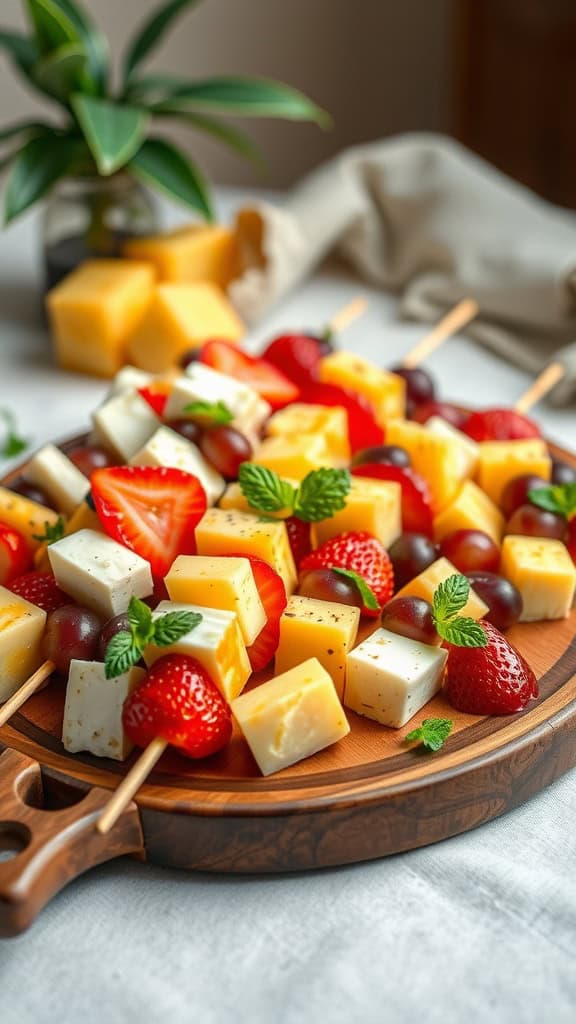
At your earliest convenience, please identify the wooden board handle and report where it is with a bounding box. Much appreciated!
[0,749,143,937]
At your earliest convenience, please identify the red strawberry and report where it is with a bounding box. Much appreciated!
[411,401,469,430]
[137,384,168,418]
[351,463,434,537]
[9,570,69,612]
[463,409,541,442]
[200,339,299,410]
[443,620,538,715]
[123,654,232,758]
[285,515,312,565]
[261,333,330,387]
[91,466,207,579]
[229,552,287,671]
[300,531,394,616]
[0,522,32,585]
[300,381,384,453]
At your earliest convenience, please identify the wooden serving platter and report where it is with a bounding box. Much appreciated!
[0,434,575,936]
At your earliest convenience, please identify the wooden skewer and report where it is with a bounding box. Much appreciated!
[96,736,167,835]
[328,295,368,334]
[401,298,479,369]
[514,361,565,415]
[0,660,54,729]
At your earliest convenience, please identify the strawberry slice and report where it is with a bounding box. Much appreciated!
[200,340,299,410]
[138,384,169,418]
[229,552,287,671]
[0,522,32,585]
[285,515,312,566]
[463,409,541,442]
[351,463,434,537]
[300,381,384,453]
[91,466,207,579]
[261,333,330,387]
[9,570,69,612]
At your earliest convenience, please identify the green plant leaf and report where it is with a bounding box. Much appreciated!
[4,133,81,223]
[405,718,454,753]
[433,574,470,622]
[32,516,65,544]
[437,617,488,648]
[183,400,234,426]
[157,75,330,126]
[50,0,109,92]
[153,610,202,646]
[238,463,297,515]
[528,483,576,519]
[293,468,351,523]
[104,631,142,679]
[0,29,38,73]
[124,73,188,102]
[129,137,213,220]
[34,42,90,100]
[123,0,204,84]
[127,596,155,647]
[155,108,264,167]
[0,120,51,145]
[72,95,148,175]
[332,568,380,610]
[0,408,29,458]
[25,0,81,54]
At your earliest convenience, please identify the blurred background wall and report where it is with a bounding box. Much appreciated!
[1,0,575,205]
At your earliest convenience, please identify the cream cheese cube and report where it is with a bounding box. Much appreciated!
[195,507,297,594]
[165,554,266,645]
[63,660,145,760]
[231,657,350,776]
[48,528,153,619]
[107,365,155,397]
[275,595,360,699]
[145,600,251,701]
[0,586,47,703]
[130,425,225,505]
[92,390,160,462]
[345,628,448,728]
[24,443,90,516]
[501,535,576,622]
[165,365,271,441]
[426,417,479,479]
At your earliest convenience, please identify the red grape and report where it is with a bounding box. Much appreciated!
[381,596,437,644]
[506,504,566,541]
[68,445,115,477]
[411,401,468,430]
[390,365,436,405]
[439,529,500,573]
[298,568,363,609]
[41,604,102,674]
[389,533,438,591]
[200,425,253,479]
[9,479,51,506]
[500,473,548,519]
[97,612,131,662]
[566,519,576,564]
[552,460,576,486]
[466,572,523,630]
[166,418,202,446]
[351,445,410,469]
[179,349,202,369]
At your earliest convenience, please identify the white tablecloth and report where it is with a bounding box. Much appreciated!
[1,192,575,1023]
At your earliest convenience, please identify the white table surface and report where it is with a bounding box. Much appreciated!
[1,191,576,1023]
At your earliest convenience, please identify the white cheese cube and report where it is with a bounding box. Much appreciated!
[107,365,155,397]
[63,660,145,760]
[24,443,90,516]
[48,528,153,619]
[231,657,350,776]
[165,555,266,645]
[130,426,225,506]
[426,417,479,479]
[0,585,47,703]
[92,390,160,462]
[165,365,271,441]
[345,628,448,728]
[145,600,251,701]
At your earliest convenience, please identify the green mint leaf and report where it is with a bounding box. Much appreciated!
[406,717,454,752]
[127,596,154,646]
[433,574,470,623]
[436,616,488,647]
[238,462,296,514]
[0,408,28,459]
[183,400,234,426]
[293,468,351,523]
[332,567,380,610]
[32,516,65,544]
[153,610,202,647]
[528,483,576,519]
[104,631,142,679]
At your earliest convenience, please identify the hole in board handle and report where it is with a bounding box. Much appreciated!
[0,822,31,863]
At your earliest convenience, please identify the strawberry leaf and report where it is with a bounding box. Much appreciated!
[183,399,233,426]
[332,567,379,610]
[153,610,202,646]
[528,483,576,519]
[238,463,296,514]
[293,468,351,523]
[405,717,453,752]
[104,631,142,679]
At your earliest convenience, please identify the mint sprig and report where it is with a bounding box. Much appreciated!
[432,574,488,648]
[332,567,379,610]
[104,597,202,679]
[528,483,576,520]
[183,400,233,426]
[0,408,28,459]
[32,516,65,544]
[239,463,350,522]
[405,717,454,752]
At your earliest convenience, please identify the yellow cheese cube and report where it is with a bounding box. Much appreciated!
[126,282,244,372]
[433,480,505,545]
[275,595,360,699]
[0,585,47,702]
[252,433,336,480]
[47,259,155,378]
[218,478,298,519]
[318,351,405,426]
[426,417,479,479]
[195,507,297,594]
[266,404,350,465]
[395,556,489,619]
[500,536,576,622]
[123,224,234,286]
[0,486,60,550]
[476,440,552,506]
[231,657,350,775]
[165,555,266,645]
[312,477,402,549]
[65,499,103,536]
[385,419,463,513]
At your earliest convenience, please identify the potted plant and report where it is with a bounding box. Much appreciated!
[0,0,328,288]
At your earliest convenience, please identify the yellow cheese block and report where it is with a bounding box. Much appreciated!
[123,225,234,286]
[252,433,337,480]
[395,556,489,619]
[385,419,463,513]
[275,595,360,699]
[500,535,576,622]
[126,282,244,373]
[312,477,402,549]
[318,351,406,426]
[476,440,552,506]
[219,478,298,520]
[231,657,350,776]
[34,498,103,572]
[165,554,266,645]
[0,486,60,551]
[195,507,297,594]
[47,259,155,378]
[0,585,47,702]
[433,480,506,545]
[266,404,350,465]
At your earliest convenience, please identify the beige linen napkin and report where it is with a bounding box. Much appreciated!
[229,133,576,405]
